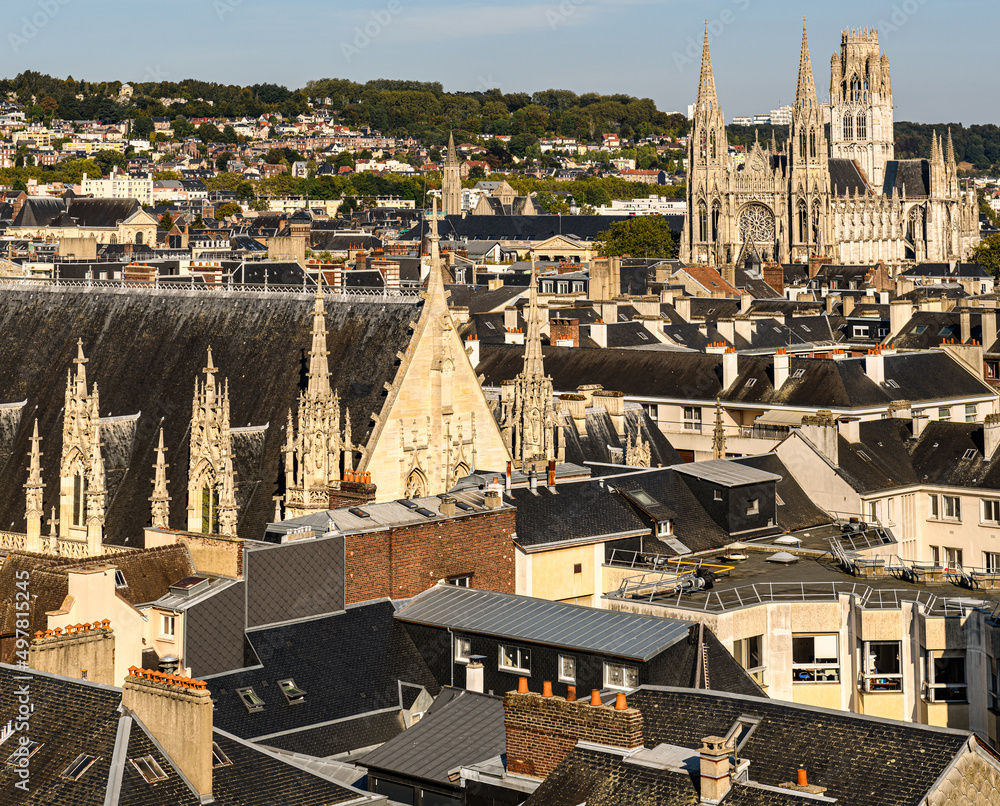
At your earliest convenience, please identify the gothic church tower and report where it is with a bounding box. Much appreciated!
[441,131,463,216]
[829,28,894,190]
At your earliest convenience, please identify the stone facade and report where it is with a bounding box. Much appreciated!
[441,131,463,216]
[683,25,979,268]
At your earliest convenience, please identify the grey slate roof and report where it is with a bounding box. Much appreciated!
[672,459,781,487]
[361,688,505,786]
[882,159,930,197]
[394,585,691,662]
[829,159,871,195]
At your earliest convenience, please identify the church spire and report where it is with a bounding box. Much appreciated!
[426,196,445,296]
[25,418,44,549]
[946,127,957,170]
[150,427,170,530]
[696,24,719,111]
[930,130,941,164]
[521,262,545,382]
[445,130,458,167]
[85,411,106,552]
[795,19,818,108]
[305,280,331,402]
[712,397,726,460]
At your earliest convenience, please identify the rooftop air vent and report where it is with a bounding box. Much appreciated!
[766,552,799,564]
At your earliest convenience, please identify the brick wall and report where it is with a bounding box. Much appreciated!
[345,508,516,604]
[329,479,377,509]
[550,318,580,347]
[504,690,644,779]
[762,264,784,295]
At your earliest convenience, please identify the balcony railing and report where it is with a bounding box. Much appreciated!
[0,531,133,558]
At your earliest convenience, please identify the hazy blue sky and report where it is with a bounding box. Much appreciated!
[4,0,996,124]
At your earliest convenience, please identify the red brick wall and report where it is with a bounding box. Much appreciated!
[762,265,784,296]
[504,691,644,779]
[344,508,516,604]
[329,481,377,509]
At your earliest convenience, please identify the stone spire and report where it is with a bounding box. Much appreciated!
[441,132,463,216]
[446,130,458,166]
[187,347,235,534]
[150,427,170,530]
[25,419,44,550]
[306,281,331,402]
[217,449,238,536]
[696,24,718,111]
[946,127,957,173]
[625,428,650,468]
[521,262,545,382]
[930,130,941,164]
[712,397,726,460]
[426,196,444,295]
[85,409,106,551]
[795,20,818,109]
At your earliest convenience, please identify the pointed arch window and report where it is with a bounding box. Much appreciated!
[405,470,427,499]
[697,202,708,242]
[711,201,721,243]
[201,484,219,534]
[73,472,88,527]
[809,129,817,159]
[797,201,809,244]
[844,114,854,141]
[856,113,867,141]
[799,131,807,160]
[851,75,862,103]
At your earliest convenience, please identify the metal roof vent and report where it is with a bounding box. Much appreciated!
[766,552,799,564]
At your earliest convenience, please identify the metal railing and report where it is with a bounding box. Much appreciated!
[609,575,1000,618]
[0,276,421,300]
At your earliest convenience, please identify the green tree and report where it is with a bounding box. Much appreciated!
[595,216,675,258]
[215,202,242,220]
[973,234,1000,277]
[12,178,27,192]
[132,116,155,140]
[235,180,256,200]
[158,212,174,231]
[153,170,181,180]
[216,151,233,172]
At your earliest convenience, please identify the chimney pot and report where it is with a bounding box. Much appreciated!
[615,692,627,710]
[798,769,808,787]
[542,681,553,697]
[517,677,529,694]
[590,689,602,706]
[566,685,576,702]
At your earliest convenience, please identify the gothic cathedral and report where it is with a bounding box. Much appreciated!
[681,25,979,268]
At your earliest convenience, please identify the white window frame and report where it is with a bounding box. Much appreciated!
[455,636,472,663]
[558,654,576,684]
[159,613,175,639]
[792,634,840,683]
[938,406,951,422]
[966,404,977,423]
[985,552,1000,574]
[747,498,759,516]
[682,406,702,432]
[930,545,941,566]
[943,495,961,522]
[499,644,531,675]
[603,661,638,691]
[929,494,939,519]
[656,520,673,536]
[945,547,963,569]
[923,650,967,703]
[982,499,1000,525]
[859,640,902,693]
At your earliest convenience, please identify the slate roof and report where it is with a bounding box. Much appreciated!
[524,745,806,806]
[829,159,871,195]
[207,601,439,756]
[506,478,650,549]
[11,196,65,227]
[394,585,691,662]
[629,687,971,806]
[0,286,420,545]
[0,664,373,806]
[882,159,931,197]
[478,346,995,409]
[68,198,143,228]
[401,214,684,243]
[361,688,505,786]
[734,454,831,531]
[562,407,683,470]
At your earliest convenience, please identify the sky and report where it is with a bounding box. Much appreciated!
[3,0,997,125]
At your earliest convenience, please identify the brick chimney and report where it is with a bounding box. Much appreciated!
[808,254,832,279]
[699,736,731,803]
[550,317,580,347]
[29,620,115,685]
[799,411,839,465]
[122,667,213,799]
[762,264,784,296]
[504,685,643,780]
[330,471,376,508]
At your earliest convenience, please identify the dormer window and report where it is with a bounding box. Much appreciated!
[656,520,673,536]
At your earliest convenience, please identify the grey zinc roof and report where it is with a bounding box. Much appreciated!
[671,459,781,487]
[393,585,691,662]
[361,688,505,786]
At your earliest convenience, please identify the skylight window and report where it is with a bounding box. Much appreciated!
[114,570,127,588]
[7,741,42,766]
[211,743,232,768]
[885,379,900,388]
[416,507,436,517]
[278,679,306,705]
[792,369,805,379]
[130,755,168,783]
[61,754,98,780]
[857,450,871,461]
[638,332,649,340]
[915,325,928,334]
[237,687,265,713]
[745,378,757,387]
[397,499,418,509]
[348,507,371,519]
[801,325,811,333]
[724,716,761,753]
[484,321,495,329]
[964,448,979,460]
